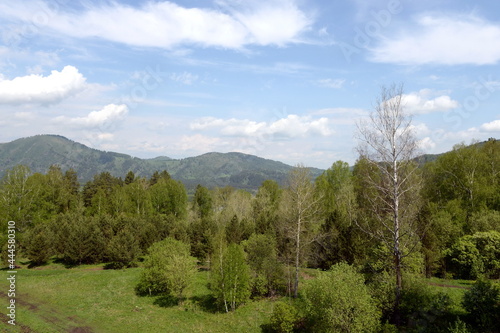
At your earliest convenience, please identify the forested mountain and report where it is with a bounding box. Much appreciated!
[0,134,323,191]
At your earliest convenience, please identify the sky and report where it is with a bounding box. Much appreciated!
[1,0,500,169]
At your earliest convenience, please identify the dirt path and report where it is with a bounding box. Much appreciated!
[0,291,94,333]
[427,282,471,289]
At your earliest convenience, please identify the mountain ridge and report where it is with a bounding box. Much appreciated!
[0,135,324,192]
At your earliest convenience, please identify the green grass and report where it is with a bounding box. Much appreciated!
[0,264,274,332]
[426,277,472,315]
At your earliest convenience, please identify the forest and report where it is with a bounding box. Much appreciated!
[1,137,500,332]
[1,89,499,333]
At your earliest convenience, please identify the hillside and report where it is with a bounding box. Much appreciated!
[0,135,323,191]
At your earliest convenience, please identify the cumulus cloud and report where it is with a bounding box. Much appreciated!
[191,114,333,138]
[418,137,436,151]
[400,89,459,114]
[54,104,129,129]
[371,15,500,65]
[0,65,86,105]
[481,119,500,132]
[1,0,312,50]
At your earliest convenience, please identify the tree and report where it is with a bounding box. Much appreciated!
[253,180,282,234]
[136,238,197,302]
[303,262,380,332]
[211,242,251,312]
[313,161,362,268]
[0,165,36,230]
[243,233,285,297]
[355,84,422,324]
[279,165,322,298]
[462,280,500,332]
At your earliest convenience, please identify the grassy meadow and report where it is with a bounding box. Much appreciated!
[1,262,275,333]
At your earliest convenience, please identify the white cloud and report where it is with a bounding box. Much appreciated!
[54,104,129,129]
[418,137,436,151]
[316,78,345,89]
[371,15,500,65]
[191,114,333,138]
[0,65,86,105]
[2,0,312,50]
[481,120,500,132]
[401,89,459,114]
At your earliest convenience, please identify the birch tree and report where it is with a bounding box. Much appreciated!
[280,165,322,298]
[355,84,422,324]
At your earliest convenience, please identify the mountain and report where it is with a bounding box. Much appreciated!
[0,135,324,192]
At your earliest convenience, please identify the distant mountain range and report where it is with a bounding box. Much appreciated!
[0,135,324,192]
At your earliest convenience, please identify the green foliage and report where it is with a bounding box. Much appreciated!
[193,184,213,219]
[303,262,380,332]
[462,280,500,332]
[23,223,54,266]
[447,319,470,333]
[400,274,454,332]
[270,301,299,333]
[445,231,500,279]
[136,238,197,301]
[211,243,251,312]
[105,226,140,269]
[244,234,286,297]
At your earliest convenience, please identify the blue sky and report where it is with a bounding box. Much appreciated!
[1,0,500,169]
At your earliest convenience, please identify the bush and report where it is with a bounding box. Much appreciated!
[270,301,299,333]
[303,263,380,332]
[400,274,454,332]
[445,231,500,279]
[462,280,500,332]
[135,238,197,301]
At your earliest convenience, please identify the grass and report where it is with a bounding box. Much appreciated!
[1,261,480,332]
[0,262,274,332]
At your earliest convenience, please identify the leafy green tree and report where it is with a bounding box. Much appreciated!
[123,178,152,216]
[303,262,380,332]
[355,84,423,323]
[313,160,363,268]
[0,165,36,230]
[253,180,282,234]
[243,233,285,297]
[136,238,197,302]
[445,231,500,279]
[211,242,251,312]
[462,280,500,333]
[193,184,213,219]
[279,165,322,298]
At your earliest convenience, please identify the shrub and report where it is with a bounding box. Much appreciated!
[135,238,197,301]
[445,231,500,279]
[462,280,500,332]
[400,274,453,332]
[270,301,299,333]
[303,262,380,332]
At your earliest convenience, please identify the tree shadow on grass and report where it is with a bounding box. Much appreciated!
[153,294,179,308]
[259,323,274,333]
[190,294,219,313]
